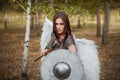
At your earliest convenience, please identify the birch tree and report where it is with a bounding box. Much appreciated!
[21,0,31,76]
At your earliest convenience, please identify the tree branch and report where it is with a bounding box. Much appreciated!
[14,0,27,12]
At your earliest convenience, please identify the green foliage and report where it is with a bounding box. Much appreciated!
[37,1,90,19]
[36,0,98,18]
[1,0,120,18]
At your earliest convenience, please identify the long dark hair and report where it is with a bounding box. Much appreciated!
[53,12,72,42]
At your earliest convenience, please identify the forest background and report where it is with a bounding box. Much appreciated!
[0,0,120,80]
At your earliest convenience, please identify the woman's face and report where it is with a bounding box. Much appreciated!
[55,18,65,35]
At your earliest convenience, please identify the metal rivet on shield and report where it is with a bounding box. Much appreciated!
[53,62,71,79]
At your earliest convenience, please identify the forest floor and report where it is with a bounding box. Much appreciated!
[0,26,120,80]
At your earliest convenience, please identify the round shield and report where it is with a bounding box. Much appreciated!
[40,49,84,80]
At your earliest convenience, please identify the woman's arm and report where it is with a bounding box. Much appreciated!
[42,48,53,56]
[66,35,77,53]
[68,44,77,53]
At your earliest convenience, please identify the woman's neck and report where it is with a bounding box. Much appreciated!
[59,34,66,41]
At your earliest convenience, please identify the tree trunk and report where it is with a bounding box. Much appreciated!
[50,0,54,9]
[96,0,101,37]
[116,8,120,21]
[31,14,34,29]
[21,0,31,76]
[77,15,81,28]
[102,2,110,45]
[4,12,8,29]
[118,8,120,16]
[3,5,8,29]
[35,0,41,36]
[65,0,68,4]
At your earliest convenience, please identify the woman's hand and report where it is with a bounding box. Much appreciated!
[42,48,53,56]
[42,49,49,56]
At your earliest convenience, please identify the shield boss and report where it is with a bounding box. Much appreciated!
[40,49,84,80]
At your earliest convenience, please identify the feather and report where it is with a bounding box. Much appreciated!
[40,18,100,80]
[75,38,100,80]
[40,17,53,51]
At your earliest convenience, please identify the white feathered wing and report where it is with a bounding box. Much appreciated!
[40,18,100,80]
[40,17,53,52]
[75,38,100,80]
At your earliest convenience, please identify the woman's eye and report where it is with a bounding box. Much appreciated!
[60,23,64,25]
[55,23,64,25]
[55,23,58,25]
